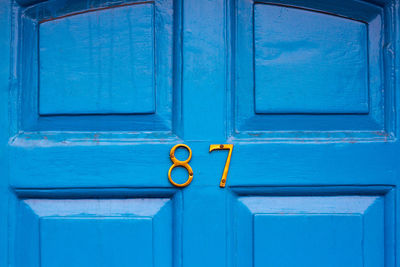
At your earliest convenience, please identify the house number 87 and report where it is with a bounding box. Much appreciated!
[168,144,233,188]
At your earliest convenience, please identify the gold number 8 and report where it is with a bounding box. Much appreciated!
[168,144,194,187]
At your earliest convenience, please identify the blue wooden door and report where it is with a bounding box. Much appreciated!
[0,0,399,266]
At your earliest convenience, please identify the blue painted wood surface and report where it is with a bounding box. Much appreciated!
[254,4,368,114]
[235,0,386,138]
[17,198,173,267]
[41,218,154,266]
[0,0,400,266]
[0,0,10,266]
[20,0,174,132]
[235,194,385,266]
[39,3,155,115]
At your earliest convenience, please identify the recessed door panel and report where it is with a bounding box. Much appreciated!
[233,192,388,267]
[254,214,364,266]
[40,217,153,267]
[254,4,368,114]
[234,0,389,140]
[19,0,175,132]
[39,3,155,115]
[15,197,175,267]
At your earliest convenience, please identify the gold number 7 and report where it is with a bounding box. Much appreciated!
[209,144,234,188]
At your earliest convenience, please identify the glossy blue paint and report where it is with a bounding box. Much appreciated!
[17,198,173,267]
[20,0,174,131]
[254,215,364,266]
[13,192,179,267]
[41,218,154,266]
[235,0,387,138]
[235,195,385,266]
[229,186,393,267]
[254,4,369,114]
[0,0,10,266]
[39,3,155,115]
[0,0,399,267]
